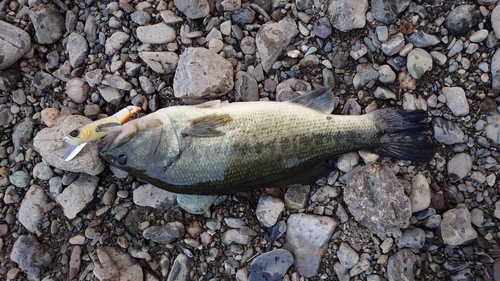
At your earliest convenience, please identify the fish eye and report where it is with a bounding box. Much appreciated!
[69,130,80,137]
[117,154,127,165]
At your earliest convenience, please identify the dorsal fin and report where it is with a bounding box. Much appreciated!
[181,113,233,137]
[289,87,338,114]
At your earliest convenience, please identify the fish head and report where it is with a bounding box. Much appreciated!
[98,117,171,171]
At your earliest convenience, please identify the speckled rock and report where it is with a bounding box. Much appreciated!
[56,173,99,219]
[440,204,477,246]
[256,195,284,227]
[18,185,47,235]
[177,194,217,214]
[92,246,143,281]
[11,235,54,276]
[29,3,65,44]
[407,48,433,79]
[327,0,368,32]
[133,184,177,210]
[387,249,416,281]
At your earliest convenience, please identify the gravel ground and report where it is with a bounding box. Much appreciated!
[1,0,500,280]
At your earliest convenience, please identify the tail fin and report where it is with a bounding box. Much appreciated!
[371,109,434,162]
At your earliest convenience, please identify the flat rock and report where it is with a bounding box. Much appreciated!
[173,47,234,98]
[133,183,177,210]
[0,20,32,70]
[432,117,467,145]
[407,31,440,48]
[256,17,298,72]
[139,51,179,74]
[67,33,88,68]
[256,195,284,227]
[174,0,210,19]
[92,246,143,281]
[33,115,105,175]
[11,235,54,276]
[327,0,368,32]
[136,23,176,44]
[344,163,412,237]
[29,3,65,44]
[19,185,47,235]
[284,213,338,278]
[250,249,294,281]
[56,173,99,219]
[442,87,469,117]
[337,242,359,269]
[387,249,416,281]
[440,204,478,246]
[143,222,185,244]
[177,194,217,214]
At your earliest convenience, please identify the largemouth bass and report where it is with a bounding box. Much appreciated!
[99,88,434,195]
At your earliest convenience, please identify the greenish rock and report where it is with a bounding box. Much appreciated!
[407,48,433,79]
[372,0,411,24]
[177,194,217,214]
[33,162,54,180]
[9,170,31,188]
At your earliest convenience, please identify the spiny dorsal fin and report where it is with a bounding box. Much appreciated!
[289,87,338,114]
[181,113,233,137]
[191,100,222,108]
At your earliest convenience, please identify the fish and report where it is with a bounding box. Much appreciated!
[98,88,434,195]
[63,106,142,161]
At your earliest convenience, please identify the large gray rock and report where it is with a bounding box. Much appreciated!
[19,185,47,236]
[344,163,412,237]
[92,246,143,281]
[173,47,234,99]
[56,173,99,219]
[284,213,338,278]
[33,115,105,175]
[387,249,416,281]
[0,20,32,70]
[29,3,65,44]
[11,235,54,276]
[256,17,298,72]
[328,0,368,32]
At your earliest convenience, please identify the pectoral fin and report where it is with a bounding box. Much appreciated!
[181,113,233,137]
[290,87,338,114]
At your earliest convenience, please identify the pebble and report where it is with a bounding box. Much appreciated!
[396,228,425,249]
[409,174,431,213]
[470,29,489,42]
[138,51,179,74]
[353,64,379,90]
[9,170,31,188]
[328,0,368,32]
[441,87,469,117]
[447,153,472,182]
[440,204,478,246]
[349,253,370,277]
[387,249,416,281]
[136,23,176,44]
[29,3,65,44]
[284,185,310,210]
[256,17,298,72]
[337,152,359,172]
[66,78,90,103]
[143,222,185,244]
[373,86,396,100]
[444,4,479,35]
[470,208,484,227]
[407,31,440,48]
[10,235,54,276]
[105,31,130,56]
[67,33,88,68]
[0,21,32,70]
[18,185,47,235]
[69,245,82,278]
[133,183,177,210]
[371,0,409,24]
[407,48,433,79]
[344,163,411,237]
[167,254,191,281]
[235,71,259,101]
[381,33,405,56]
[337,242,359,269]
[131,10,151,25]
[56,173,99,219]
[32,71,54,89]
[249,249,294,281]
[176,194,217,214]
[313,17,332,39]
[40,108,61,127]
[256,195,284,227]
[430,51,447,66]
[378,65,396,84]
[174,0,210,19]
[93,246,143,280]
[222,227,257,245]
[284,213,338,278]
[231,7,255,24]
[97,85,123,105]
[493,6,500,39]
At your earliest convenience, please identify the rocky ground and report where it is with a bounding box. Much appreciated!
[1,0,500,280]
